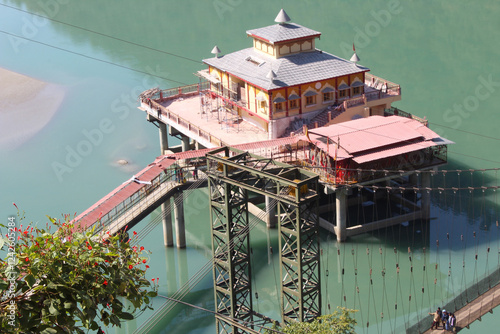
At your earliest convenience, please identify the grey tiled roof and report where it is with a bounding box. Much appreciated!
[246,23,321,43]
[203,48,369,91]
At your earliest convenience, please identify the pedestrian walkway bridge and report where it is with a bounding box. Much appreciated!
[424,281,500,333]
[72,150,209,234]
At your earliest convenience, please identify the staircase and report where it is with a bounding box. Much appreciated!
[281,105,344,137]
[309,105,343,128]
[280,103,345,137]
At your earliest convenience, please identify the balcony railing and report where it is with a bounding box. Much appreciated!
[143,98,226,147]
[384,107,428,126]
[157,82,210,100]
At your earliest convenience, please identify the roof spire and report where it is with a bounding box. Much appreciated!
[266,70,277,81]
[211,45,221,58]
[350,43,360,64]
[275,9,291,24]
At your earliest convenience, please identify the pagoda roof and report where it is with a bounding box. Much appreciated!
[246,22,321,44]
[203,48,369,91]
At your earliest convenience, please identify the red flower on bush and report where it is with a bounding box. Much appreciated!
[103,280,108,286]
[145,265,150,269]
[142,259,147,264]
[133,231,137,235]
[88,245,92,250]
[25,257,29,262]
[140,246,144,251]
[129,265,133,269]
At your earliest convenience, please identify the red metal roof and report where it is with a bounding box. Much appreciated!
[352,141,436,164]
[306,116,446,164]
[309,116,427,154]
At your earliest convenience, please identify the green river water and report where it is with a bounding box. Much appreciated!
[1,0,500,333]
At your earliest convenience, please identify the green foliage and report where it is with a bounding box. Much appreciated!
[273,308,357,334]
[0,214,157,333]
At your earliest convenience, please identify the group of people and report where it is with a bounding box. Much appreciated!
[173,166,199,183]
[429,307,457,332]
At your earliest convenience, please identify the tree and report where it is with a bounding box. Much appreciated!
[0,213,157,334]
[274,307,357,334]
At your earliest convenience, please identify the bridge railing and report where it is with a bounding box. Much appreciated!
[102,163,208,235]
[100,168,179,232]
[78,167,179,233]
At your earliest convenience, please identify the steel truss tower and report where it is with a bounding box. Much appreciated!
[207,147,320,333]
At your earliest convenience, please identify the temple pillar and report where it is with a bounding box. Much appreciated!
[181,135,190,152]
[421,172,431,219]
[159,123,169,155]
[335,188,347,242]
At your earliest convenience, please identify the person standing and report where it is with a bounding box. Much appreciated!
[448,313,456,333]
[441,310,449,329]
[429,308,441,330]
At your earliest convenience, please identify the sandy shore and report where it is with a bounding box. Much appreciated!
[0,68,65,149]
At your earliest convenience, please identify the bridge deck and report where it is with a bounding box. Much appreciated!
[424,283,500,333]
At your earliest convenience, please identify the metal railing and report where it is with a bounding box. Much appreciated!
[158,82,210,100]
[384,107,428,126]
[104,168,208,235]
[78,167,180,233]
[146,99,227,147]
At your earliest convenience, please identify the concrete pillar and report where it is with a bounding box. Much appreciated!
[181,135,190,152]
[335,188,347,242]
[161,200,173,247]
[265,196,277,228]
[159,123,169,155]
[194,140,201,150]
[421,172,431,219]
[174,191,186,248]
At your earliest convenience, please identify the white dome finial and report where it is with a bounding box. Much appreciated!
[350,43,360,64]
[275,9,291,24]
[350,52,360,63]
[266,70,277,81]
[211,45,221,58]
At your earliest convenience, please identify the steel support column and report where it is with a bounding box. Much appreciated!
[278,186,321,323]
[207,146,321,332]
[209,165,253,334]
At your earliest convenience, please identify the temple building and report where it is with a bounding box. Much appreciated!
[197,9,401,139]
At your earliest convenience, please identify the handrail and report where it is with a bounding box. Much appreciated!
[159,82,210,100]
[146,99,227,147]
[82,168,178,233]
[384,107,428,126]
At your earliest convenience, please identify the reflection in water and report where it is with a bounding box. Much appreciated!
[164,246,178,296]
